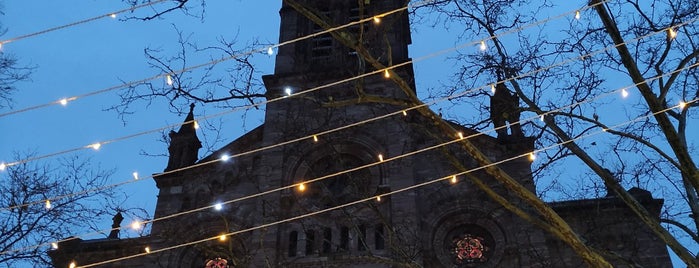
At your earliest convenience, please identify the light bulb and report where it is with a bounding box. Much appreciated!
[193,120,200,130]
[90,143,101,150]
[69,261,77,268]
[166,75,173,86]
[384,69,390,78]
[376,195,381,202]
[378,154,384,162]
[144,246,151,253]
[284,87,292,96]
[132,172,139,180]
[51,242,59,250]
[0,163,6,171]
[220,154,230,161]
[59,98,69,106]
[373,16,381,24]
[668,28,677,39]
[213,202,223,211]
[479,40,487,51]
[45,200,52,210]
[679,101,687,109]
[219,234,227,241]
[491,84,496,94]
[267,47,274,56]
[621,88,629,98]
[528,152,536,161]
[450,175,457,184]
[402,110,407,116]
[575,10,580,20]
[298,183,306,192]
[540,115,545,121]
[313,135,318,142]
[457,132,464,140]
[131,220,142,230]
[110,13,117,19]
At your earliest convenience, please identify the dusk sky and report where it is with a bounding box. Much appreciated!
[0,1,694,266]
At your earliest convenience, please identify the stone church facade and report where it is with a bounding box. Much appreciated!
[50,1,671,267]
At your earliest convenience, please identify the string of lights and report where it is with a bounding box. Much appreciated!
[0,0,438,118]
[73,99,696,268]
[0,0,169,46]
[4,62,696,256]
[0,0,651,170]
[0,11,693,218]
[1,0,696,255]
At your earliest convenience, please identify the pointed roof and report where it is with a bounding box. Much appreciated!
[178,103,197,134]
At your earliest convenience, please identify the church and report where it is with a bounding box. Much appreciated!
[50,0,672,267]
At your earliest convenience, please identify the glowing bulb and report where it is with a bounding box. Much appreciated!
[90,143,101,150]
[144,246,151,253]
[373,16,381,24]
[479,40,487,51]
[376,195,381,202]
[45,200,52,210]
[69,261,77,268]
[384,69,390,78]
[0,43,3,50]
[402,110,407,116]
[132,172,139,180]
[51,242,59,250]
[679,101,687,109]
[621,88,629,98]
[220,154,230,161]
[378,154,384,162]
[313,135,318,142]
[110,13,117,19]
[491,84,496,94]
[131,220,142,230]
[166,75,173,86]
[668,28,677,39]
[540,115,544,121]
[213,202,223,211]
[59,98,68,106]
[193,120,200,130]
[450,175,457,184]
[298,183,306,192]
[528,152,536,161]
[0,163,6,171]
[219,234,227,241]
[602,128,608,132]
[457,132,464,140]
[267,47,274,56]
[575,10,580,20]
[284,87,292,96]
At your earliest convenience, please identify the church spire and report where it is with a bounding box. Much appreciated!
[165,103,201,172]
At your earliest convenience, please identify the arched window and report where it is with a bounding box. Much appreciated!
[288,231,298,257]
[340,226,350,251]
[374,224,384,250]
[322,227,332,254]
[357,225,367,251]
[305,230,315,255]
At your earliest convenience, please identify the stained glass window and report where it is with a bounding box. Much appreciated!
[451,234,488,264]
[205,258,228,268]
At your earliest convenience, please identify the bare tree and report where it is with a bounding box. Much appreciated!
[0,13,34,109]
[0,154,122,267]
[419,0,699,265]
